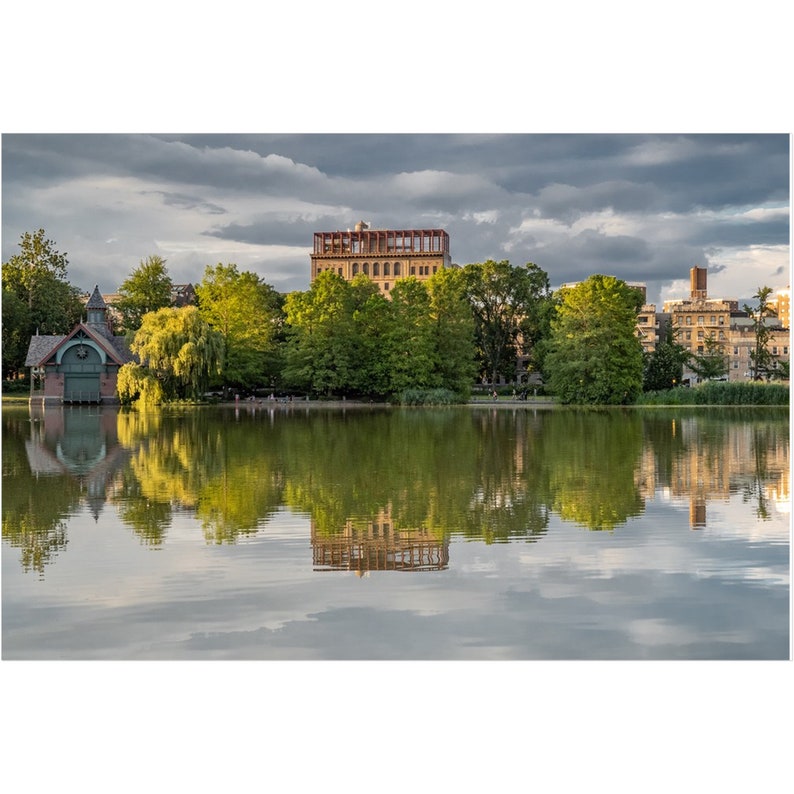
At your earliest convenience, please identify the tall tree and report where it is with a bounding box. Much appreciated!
[2,289,31,379]
[744,286,777,381]
[282,271,357,396]
[387,277,438,394]
[196,263,283,391]
[121,305,223,402]
[347,274,393,397]
[643,321,691,391]
[688,336,729,382]
[2,229,83,378]
[115,255,173,335]
[427,266,478,397]
[462,260,552,385]
[543,274,644,405]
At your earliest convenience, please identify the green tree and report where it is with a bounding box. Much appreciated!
[744,286,777,381]
[543,274,644,405]
[643,322,691,391]
[689,336,729,382]
[124,306,223,402]
[387,277,438,394]
[347,275,393,397]
[196,263,283,392]
[2,289,31,379]
[462,260,552,385]
[427,266,478,397]
[115,255,173,335]
[2,229,83,377]
[282,271,357,396]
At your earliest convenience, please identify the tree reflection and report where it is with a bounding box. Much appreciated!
[2,408,80,575]
[115,408,285,544]
[281,408,550,547]
[542,409,645,530]
[742,415,790,520]
[3,402,789,575]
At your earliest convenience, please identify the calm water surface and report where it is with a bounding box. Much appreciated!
[2,402,789,660]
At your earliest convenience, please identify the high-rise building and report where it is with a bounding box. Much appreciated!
[310,221,452,295]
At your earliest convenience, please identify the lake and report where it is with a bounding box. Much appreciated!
[2,401,789,660]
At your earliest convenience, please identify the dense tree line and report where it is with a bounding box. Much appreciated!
[116,257,554,404]
[3,229,786,405]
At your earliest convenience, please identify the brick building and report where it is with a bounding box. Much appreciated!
[310,221,452,295]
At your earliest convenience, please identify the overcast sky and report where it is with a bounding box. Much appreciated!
[2,132,789,307]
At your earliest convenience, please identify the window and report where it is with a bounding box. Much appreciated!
[384,262,390,276]
[710,316,716,324]
[734,347,739,355]
[410,266,416,275]
[719,316,724,325]
[698,316,704,325]
[352,263,359,275]
[784,347,789,355]
[698,330,704,339]
[394,262,401,276]
[384,283,389,290]
[363,262,369,275]
[686,316,692,325]
[373,262,379,276]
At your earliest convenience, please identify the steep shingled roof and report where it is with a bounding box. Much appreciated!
[24,335,64,367]
[85,284,108,310]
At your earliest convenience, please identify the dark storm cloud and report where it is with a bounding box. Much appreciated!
[688,217,789,247]
[145,190,227,215]
[1,133,789,303]
[206,216,332,247]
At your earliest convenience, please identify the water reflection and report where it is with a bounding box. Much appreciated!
[2,404,130,575]
[2,403,789,576]
[312,512,450,573]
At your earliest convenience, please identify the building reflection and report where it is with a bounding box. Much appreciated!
[635,415,790,528]
[311,509,449,573]
[26,403,128,520]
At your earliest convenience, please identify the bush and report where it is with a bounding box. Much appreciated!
[636,381,789,406]
[1,379,29,395]
[395,388,464,405]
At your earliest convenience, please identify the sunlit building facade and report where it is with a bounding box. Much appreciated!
[310,221,452,295]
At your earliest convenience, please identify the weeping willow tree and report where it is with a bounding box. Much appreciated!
[119,306,224,404]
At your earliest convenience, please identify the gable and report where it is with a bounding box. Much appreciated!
[26,324,134,368]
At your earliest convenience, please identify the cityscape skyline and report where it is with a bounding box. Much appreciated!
[2,133,789,308]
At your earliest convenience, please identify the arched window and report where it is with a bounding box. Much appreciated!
[352,263,359,275]
[373,262,379,276]
[363,262,369,275]
[383,262,390,276]
[394,262,401,276]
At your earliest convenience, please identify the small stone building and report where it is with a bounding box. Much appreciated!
[25,286,134,405]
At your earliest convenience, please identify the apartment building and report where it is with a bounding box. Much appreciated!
[310,221,452,295]
[650,266,790,382]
